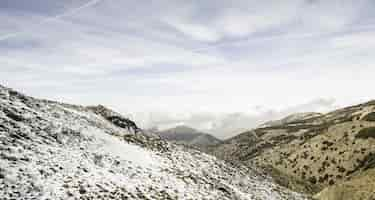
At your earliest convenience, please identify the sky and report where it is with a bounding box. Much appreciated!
[1,0,375,138]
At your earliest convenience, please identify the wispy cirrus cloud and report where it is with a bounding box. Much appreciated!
[0,0,104,41]
[1,0,375,137]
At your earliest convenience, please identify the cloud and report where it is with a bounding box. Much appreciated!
[0,0,104,41]
[139,98,337,139]
[163,18,221,42]
[331,31,375,49]
[1,0,375,138]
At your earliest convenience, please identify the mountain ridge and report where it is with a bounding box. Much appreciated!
[258,112,323,128]
[0,84,308,200]
[155,125,222,148]
[211,100,375,199]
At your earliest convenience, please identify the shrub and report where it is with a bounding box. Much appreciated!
[365,100,375,106]
[355,127,375,139]
[308,176,317,184]
[363,112,375,121]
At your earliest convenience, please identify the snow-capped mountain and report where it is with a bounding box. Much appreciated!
[0,84,308,200]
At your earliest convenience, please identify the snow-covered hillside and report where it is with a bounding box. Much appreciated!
[0,85,308,200]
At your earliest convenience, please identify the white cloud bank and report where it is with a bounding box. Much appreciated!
[1,0,375,138]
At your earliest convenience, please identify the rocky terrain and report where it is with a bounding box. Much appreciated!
[156,125,221,149]
[212,101,375,200]
[0,84,308,200]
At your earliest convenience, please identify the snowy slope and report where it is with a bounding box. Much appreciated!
[0,85,308,200]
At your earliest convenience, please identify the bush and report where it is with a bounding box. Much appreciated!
[365,100,375,106]
[355,127,375,139]
[308,176,317,184]
[363,112,375,121]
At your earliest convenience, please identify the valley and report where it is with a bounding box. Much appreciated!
[1,83,374,199]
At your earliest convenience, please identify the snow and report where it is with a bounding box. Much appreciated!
[0,85,309,200]
[84,126,160,167]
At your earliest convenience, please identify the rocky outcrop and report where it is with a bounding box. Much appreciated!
[87,105,140,134]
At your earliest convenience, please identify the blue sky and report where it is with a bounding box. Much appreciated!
[1,0,375,138]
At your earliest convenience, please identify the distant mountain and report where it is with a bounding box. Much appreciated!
[211,101,375,200]
[258,112,323,128]
[156,125,222,148]
[0,84,308,200]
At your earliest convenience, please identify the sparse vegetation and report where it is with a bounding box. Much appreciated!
[213,99,375,200]
[355,127,375,139]
[364,100,375,106]
[308,176,317,184]
[363,112,375,121]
